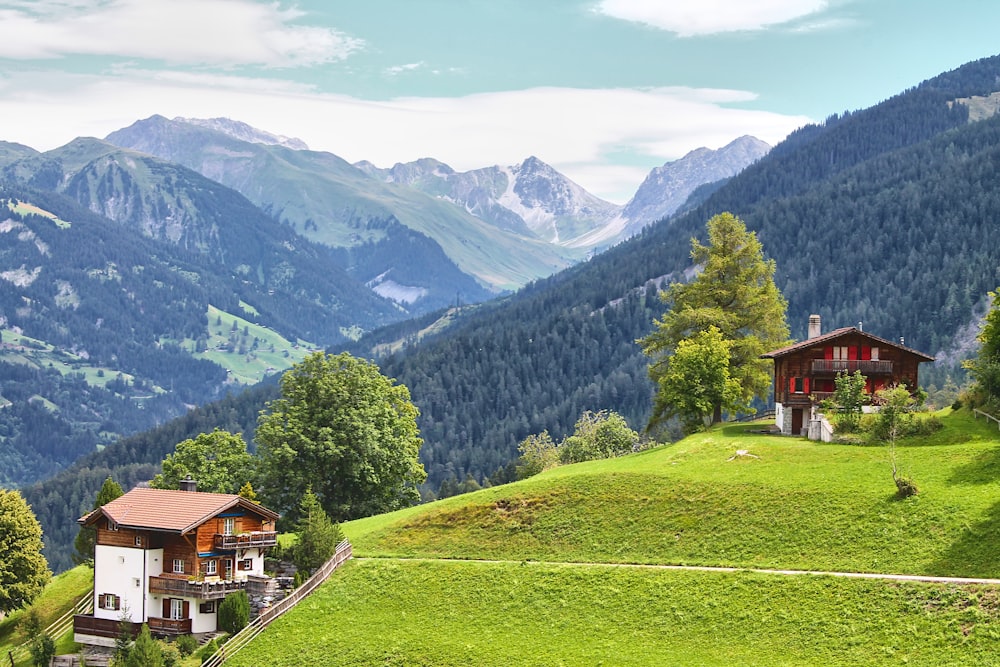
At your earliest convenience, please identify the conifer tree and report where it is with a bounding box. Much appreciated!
[641,213,790,426]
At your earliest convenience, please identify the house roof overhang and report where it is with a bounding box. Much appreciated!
[760,326,935,362]
[78,487,280,534]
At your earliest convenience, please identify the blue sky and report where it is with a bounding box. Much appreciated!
[0,1,998,203]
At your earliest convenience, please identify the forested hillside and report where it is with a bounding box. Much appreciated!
[25,53,1000,573]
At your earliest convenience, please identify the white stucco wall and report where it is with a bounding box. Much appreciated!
[93,545,163,623]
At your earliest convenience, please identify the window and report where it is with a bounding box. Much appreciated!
[206,560,217,575]
[871,347,879,361]
[108,520,119,531]
[222,517,235,536]
[172,559,185,574]
[101,594,121,610]
[223,559,233,578]
[170,598,184,621]
[134,535,143,547]
[199,601,216,614]
[239,559,253,571]
[132,577,141,588]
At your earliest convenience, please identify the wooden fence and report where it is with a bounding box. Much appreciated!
[201,540,353,667]
[973,408,1000,430]
[7,595,93,666]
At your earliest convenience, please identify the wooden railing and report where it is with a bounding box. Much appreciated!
[214,531,278,550]
[11,595,92,663]
[201,540,353,667]
[811,359,893,375]
[148,575,245,600]
[147,616,192,636]
[974,408,1000,430]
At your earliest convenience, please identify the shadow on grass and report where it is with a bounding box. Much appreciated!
[948,445,1000,485]
[928,500,1000,577]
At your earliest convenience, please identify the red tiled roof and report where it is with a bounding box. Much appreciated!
[79,487,279,534]
[761,326,934,361]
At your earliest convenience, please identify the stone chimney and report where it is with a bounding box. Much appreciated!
[808,314,821,339]
[179,475,197,493]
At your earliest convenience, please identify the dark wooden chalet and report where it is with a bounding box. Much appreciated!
[73,482,279,646]
[761,315,934,436]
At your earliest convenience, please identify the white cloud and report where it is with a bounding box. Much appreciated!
[385,61,426,76]
[0,0,362,66]
[0,70,810,203]
[595,0,830,36]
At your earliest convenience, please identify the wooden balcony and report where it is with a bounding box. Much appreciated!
[148,575,246,600]
[148,616,192,636]
[74,615,138,640]
[214,531,278,550]
[810,359,893,375]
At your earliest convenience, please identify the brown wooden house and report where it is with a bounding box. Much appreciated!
[761,315,934,436]
[73,482,279,646]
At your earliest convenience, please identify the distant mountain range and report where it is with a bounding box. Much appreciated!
[0,113,766,491]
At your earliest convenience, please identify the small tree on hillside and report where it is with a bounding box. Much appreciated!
[828,370,867,432]
[963,287,1000,408]
[292,487,343,576]
[875,385,918,497]
[121,624,163,667]
[516,431,558,479]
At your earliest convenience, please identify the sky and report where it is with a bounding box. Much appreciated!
[1,1,999,203]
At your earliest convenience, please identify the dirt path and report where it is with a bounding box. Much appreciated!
[354,556,1000,586]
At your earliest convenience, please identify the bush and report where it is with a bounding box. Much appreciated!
[174,633,198,657]
[895,476,919,498]
[196,638,219,663]
[218,590,250,634]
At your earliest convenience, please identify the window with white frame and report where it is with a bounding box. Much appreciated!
[222,517,235,536]
[101,593,120,610]
[170,598,184,620]
[134,535,143,547]
[206,559,217,575]
[172,558,185,574]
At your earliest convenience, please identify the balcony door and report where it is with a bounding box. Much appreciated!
[223,517,235,536]
[170,598,185,620]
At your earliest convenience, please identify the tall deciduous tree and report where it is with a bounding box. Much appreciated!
[641,212,790,426]
[0,489,50,614]
[73,475,125,565]
[151,429,254,494]
[256,351,426,521]
[649,326,743,433]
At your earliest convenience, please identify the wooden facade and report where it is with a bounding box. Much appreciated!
[762,320,934,436]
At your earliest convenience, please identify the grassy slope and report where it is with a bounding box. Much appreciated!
[228,409,1000,666]
[0,566,92,664]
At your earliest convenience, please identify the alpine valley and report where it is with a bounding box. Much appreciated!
[15,52,1000,575]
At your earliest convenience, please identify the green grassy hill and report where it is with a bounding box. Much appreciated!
[225,409,1000,666]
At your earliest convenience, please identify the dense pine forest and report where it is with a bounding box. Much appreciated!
[21,53,1000,573]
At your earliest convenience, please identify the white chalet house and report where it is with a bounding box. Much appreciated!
[73,481,279,646]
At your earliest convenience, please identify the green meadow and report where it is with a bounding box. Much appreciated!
[229,408,1000,666]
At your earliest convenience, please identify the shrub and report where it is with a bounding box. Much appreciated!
[218,590,250,634]
[174,633,198,657]
[895,476,919,498]
[196,638,219,663]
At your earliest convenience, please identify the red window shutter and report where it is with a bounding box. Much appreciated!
[848,346,858,360]
[861,346,871,360]
[824,347,833,360]
[789,377,795,393]
[163,598,171,618]
[182,601,190,618]
[803,377,810,394]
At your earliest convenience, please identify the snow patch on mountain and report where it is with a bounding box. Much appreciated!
[174,117,309,151]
